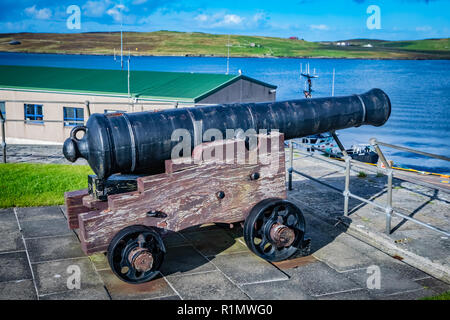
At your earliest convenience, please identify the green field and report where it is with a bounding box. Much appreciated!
[0,163,92,208]
[0,31,449,59]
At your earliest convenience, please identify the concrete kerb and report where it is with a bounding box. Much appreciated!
[337,218,450,284]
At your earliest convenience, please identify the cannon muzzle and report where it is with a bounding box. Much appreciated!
[63,88,391,179]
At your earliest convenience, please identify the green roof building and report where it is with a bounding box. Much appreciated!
[0,65,277,144]
[0,65,276,103]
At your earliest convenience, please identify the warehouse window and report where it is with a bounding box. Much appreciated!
[24,104,43,123]
[0,102,5,119]
[63,107,84,126]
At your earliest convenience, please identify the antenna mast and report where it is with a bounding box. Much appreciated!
[127,50,131,98]
[120,19,123,70]
[332,68,335,97]
[300,62,318,98]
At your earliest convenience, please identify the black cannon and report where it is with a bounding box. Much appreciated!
[64,88,390,180]
[63,89,391,284]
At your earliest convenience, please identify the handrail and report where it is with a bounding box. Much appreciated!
[370,138,450,163]
[288,136,450,237]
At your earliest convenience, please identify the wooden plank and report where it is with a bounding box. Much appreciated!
[64,188,89,229]
[82,195,109,211]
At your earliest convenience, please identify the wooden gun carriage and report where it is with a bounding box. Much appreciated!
[65,132,309,283]
[63,89,391,283]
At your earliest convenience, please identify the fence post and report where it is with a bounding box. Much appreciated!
[288,141,293,191]
[0,111,5,163]
[343,156,351,216]
[386,168,393,234]
[370,138,394,234]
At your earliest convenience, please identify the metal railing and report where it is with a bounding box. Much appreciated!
[287,133,450,237]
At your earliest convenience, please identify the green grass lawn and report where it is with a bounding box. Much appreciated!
[0,163,92,208]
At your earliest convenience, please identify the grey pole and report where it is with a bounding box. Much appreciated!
[344,156,351,216]
[288,141,294,191]
[0,111,6,163]
[386,169,393,234]
[85,101,91,117]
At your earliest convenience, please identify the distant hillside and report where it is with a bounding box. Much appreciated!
[0,31,449,59]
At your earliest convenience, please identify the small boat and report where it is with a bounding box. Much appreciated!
[299,132,336,152]
[323,144,379,164]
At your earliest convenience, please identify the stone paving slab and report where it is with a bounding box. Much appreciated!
[380,288,437,300]
[0,210,24,253]
[16,206,65,222]
[0,231,24,254]
[163,231,190,248]
[415,277,450,295]
[149,294,182,300]
[316,289,373,300]
[26,234,86,263]
[0,279,37,300]
[160,245,217,277]
[283,260,363,296]
[39,287,110,300]
[182,229,249,257]
[241,279,313,300]
[342,266,425,297]
[166,270,249,300]
[98,270,175,300]
[32,257,104,296]
[0,208,18,229]
[209,251,289,285]
[0,251,32,282]
[20,218,72,239]
[88,253,110,271]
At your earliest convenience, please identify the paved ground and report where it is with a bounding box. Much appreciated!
[0,145,448,300]
[2,145,87,165]
[0,204,448,300]
[288,150,450,283]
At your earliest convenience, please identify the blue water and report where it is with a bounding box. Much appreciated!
[1,52,449,174]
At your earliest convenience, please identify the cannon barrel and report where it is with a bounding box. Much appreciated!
[63,88,391,179]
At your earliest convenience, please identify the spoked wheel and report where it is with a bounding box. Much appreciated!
[244,198,306,262]
[107,225,165,284]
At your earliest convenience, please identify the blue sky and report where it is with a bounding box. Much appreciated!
[0,0,449,41]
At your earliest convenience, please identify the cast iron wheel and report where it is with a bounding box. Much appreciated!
[244,198,306,262]
[107,225,165,284]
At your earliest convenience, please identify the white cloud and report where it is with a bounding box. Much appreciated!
[195,14,208,22]
[83,0,110,17]
[310,24,329,31]
[24,5,52,20]
[107,4,128,22]
[192,12,245,28]
[416,26,432,32]
[223,14,243,25]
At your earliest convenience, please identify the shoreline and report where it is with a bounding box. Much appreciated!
[1,50,449,61]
